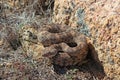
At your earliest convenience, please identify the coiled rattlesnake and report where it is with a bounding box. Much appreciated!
[37,24,89,66]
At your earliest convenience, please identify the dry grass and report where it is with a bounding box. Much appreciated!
[0,0,107,80]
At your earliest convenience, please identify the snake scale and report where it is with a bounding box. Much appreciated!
[37,24,89,66]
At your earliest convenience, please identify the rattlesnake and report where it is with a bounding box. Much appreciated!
[20,23,89,66]
[37,24,89,66]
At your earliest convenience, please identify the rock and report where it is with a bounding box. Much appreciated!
[53,0,120,79]
[111,27,118,34]
[0,23,21,50]
[6,27,21,50]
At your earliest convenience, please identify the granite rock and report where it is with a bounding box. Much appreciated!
[53,0,120,79]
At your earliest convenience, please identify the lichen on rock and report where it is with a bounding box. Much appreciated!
[53,0,90,36]
[52,0,120,79]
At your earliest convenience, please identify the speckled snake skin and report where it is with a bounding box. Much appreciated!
[37,24,89,66]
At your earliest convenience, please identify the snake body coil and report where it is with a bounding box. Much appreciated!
[37,24,88,66]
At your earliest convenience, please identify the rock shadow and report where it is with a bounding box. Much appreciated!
[53,43,106,79]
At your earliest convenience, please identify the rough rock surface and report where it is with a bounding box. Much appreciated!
[53,0,120,79]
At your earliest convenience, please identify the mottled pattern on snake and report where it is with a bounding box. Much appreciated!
[37,24,89,66]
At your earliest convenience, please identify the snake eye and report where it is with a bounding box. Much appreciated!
[27,31,32,37]
[27,31,37,39]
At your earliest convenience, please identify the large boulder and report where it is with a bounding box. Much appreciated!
[53,0,120,79]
